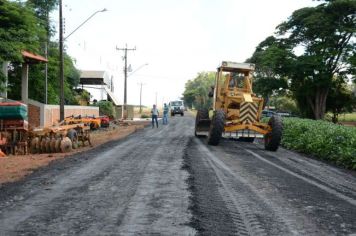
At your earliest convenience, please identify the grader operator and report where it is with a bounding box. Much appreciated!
[195,61,282,151]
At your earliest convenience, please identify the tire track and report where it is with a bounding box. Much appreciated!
[194,138,290,236]
[247,142,356,199]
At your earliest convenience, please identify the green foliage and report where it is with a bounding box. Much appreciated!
[96,101,116,117]
[27,0,58,38]
[270,96,299,115]
[6,42,80,104]
[0,0,45,62]
[247,36,292,107]
[326,78,355,123]
[183,72,215,109]
[0,69,5,92]
[141,114,150,119]
[276,0,356,119]
[281,118,356,169]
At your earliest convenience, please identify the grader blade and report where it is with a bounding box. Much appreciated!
[195,119,211,136]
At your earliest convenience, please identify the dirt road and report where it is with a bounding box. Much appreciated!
[0,114,355,235]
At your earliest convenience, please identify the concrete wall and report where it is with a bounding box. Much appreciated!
[115,105,134,119]
[28,99,99,128]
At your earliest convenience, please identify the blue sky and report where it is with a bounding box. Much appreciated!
[53,0,319,107]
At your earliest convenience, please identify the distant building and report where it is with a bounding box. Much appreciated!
[79,70,120,106]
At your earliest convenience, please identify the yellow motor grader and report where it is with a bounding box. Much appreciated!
[195,61,282,151]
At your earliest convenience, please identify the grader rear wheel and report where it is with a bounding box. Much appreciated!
[264,115,283,151]
[207,110,225,146]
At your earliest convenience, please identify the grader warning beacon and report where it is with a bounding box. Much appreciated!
[195,61,282,151]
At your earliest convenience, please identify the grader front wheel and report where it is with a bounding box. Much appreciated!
[264,115,283,151]
[207,110,225,146]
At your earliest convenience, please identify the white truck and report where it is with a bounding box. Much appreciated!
[169,100,184,116]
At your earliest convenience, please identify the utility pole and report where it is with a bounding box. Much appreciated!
[58,7,106,121]
[138,82,145,114]
[116,44,136,119]
[59,0,64,121]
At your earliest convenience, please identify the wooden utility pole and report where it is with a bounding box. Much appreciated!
[138,82,145,114]
[116,44,136,119]
[59,0,64,121]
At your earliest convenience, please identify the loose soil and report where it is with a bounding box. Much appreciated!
[0,122,148,185]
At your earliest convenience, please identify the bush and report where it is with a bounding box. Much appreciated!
[95,101,116,117]
[281,118,356,169]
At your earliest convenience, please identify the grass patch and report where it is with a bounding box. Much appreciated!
[338,113,356,122]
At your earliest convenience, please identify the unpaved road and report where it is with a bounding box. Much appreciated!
[0,115,355,235]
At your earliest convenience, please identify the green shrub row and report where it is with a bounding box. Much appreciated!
[280,118,356,170]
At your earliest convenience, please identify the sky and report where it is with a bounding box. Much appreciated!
[53,0,319,107]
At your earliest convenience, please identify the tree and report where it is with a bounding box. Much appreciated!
[183,72,215,109]
[277,0,356,119]
[270,96,300,115]
[1,0,80,105]
[0,0,45,92]
[326,77,355,123]
[6,42,80,105]
[27,0,58,39]
[247,36,291,108]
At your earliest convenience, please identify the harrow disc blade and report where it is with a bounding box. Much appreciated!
[60,137,72,153]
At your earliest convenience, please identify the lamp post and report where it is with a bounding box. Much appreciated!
[138,82,146,114]
[128,63,148,77]
[59,4,107,121]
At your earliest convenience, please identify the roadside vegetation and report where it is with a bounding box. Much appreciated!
[281,118,356,170]
[0,0,82,105]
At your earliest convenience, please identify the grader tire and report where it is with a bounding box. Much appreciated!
[60,137,72,153]
[264,115,283,151]
[194,109,209,137]
[207,110,225,146]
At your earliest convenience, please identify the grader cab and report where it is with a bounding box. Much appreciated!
[195,61,282,151]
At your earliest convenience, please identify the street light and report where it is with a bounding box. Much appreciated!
[64,8,107,40]
[59,3,107,121]
[128,63,148,77]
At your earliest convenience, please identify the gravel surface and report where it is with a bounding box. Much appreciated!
[0,114,355,235]
[0,116,195,235]
[185,135,356,235]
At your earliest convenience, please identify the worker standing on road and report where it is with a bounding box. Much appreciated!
[163,103,169,125]
[151,104,159,128]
